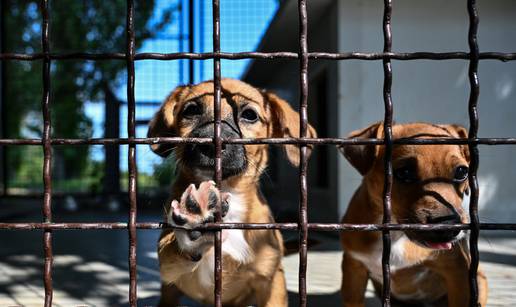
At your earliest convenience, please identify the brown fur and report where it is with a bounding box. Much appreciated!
[338,122,487,307]
[148,78,316,306]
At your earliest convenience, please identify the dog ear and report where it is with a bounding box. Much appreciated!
[446,124,471,163]
[265,91,317,166]
[147,85,188,157]
[338,122,384,176]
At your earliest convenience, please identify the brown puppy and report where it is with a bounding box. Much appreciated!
[148,78,316,306]
[338,122,487,307]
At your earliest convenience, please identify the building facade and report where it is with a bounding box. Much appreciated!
[244,0,516,224]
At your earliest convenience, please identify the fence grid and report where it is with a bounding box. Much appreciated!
[0,0,515,306]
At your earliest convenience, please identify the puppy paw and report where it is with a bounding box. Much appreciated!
[168,181,230,260]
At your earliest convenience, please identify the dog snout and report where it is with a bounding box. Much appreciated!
[198,144,215,158]
[410,213,461,244]
[188,230,202,241]
[427,213,462,239]
[190,124,242,160]
[197,143,228,159]
[184,121,247,179]
[427,213,461,225]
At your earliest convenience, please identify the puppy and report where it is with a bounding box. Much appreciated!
[338,122,487,307]
[148,78,316,306]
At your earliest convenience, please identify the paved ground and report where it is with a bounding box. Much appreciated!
[0,211,515,306]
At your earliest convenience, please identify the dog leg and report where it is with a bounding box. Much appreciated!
[477,268,488,307]
[157,230,199,286]
[445,267,488,307]
[157,283,182,307]
[442,270,469,307]
[431,241,488,307]
[167,180,230,260]
[253,266,288,307]
[341,252,369,307]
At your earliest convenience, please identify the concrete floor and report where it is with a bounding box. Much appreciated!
[0,210,515,306]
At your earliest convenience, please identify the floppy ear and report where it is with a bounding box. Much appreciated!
[338,122,384,176]
[147,85,188,157]
[265,91,317,166]
[447,124,470,163]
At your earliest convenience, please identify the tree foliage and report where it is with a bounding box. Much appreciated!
[3,0,169,189]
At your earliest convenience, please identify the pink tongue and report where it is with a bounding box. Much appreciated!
[427,242,452,250]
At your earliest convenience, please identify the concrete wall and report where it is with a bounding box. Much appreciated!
[337,0,516,222]
[256,1,341,224]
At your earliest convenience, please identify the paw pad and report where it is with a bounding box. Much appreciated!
[168,181,231,230]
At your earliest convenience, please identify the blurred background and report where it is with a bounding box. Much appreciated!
[1,0,516,306]
[0,0,278,209]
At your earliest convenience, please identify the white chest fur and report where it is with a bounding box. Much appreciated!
[194,193,252,288]
[219,193,252,263]
[348,233,425,283]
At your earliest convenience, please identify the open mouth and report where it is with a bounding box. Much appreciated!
[406,231,462,251]
[180,143,247,179]
[421,241,454,250]
[183,159,248,181]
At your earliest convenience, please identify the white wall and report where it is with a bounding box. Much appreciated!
[337,0,516,223]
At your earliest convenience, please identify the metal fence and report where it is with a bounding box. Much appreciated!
[1,0,516,306]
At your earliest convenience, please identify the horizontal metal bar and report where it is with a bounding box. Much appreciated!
[0,51,515,62]
[0,52,125,61]
[310,51,516,61]
[1,137,516,146]
[0,222,515,231]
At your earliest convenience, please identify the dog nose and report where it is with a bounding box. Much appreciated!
[427,214,461,225]
[188,230,202,241]
[426,214,462,240]
[198,144,215,158]
[198,144,227,158]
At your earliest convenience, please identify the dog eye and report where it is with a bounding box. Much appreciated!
[182,102,202,118]
[453,166,469,182]
[240,108,259,123]
[394,166,418,183]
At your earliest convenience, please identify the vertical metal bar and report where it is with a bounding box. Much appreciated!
[188,0,195,84]
[0,0,6,196]
[103,85,121,197]
[212,0,223,306]
[40,1,53,306]
[126,0,138,305]
[297,0,309,306]
[199,0,204,81]
[179,0,184,84]
[467,0,480,306]
[381,0,393,306]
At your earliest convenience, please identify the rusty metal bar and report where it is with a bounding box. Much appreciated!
[1,51,516,61]
[0,222,515,231]
[212,0,223,306]
[40,1,53,306]
[2,137,516,146]
[0,0,6,196]
[188,0,195,84]
[297,0,309,306]
[381,0,393,306]
[126,0,138,305]
[467,0,481,306]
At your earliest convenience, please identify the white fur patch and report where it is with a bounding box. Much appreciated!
[220,193,252,263]
[189,193,252,289]
[349,233,426,282]
[167,192,252,264]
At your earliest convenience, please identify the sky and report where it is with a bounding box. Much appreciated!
[84,0,279,175]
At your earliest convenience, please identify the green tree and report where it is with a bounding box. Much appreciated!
[3,0,174,190]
